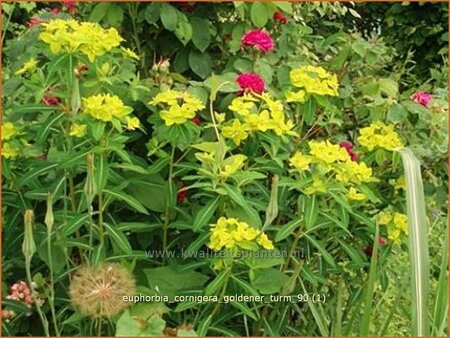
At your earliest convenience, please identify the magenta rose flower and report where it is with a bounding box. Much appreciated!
[241,29,274,53]
[411,91,432,107]
[236,73,266,94]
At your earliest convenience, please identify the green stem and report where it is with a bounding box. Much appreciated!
[211,263,233,317]
[1,3,15,45]
[98,190,104,246]
[25,259,50,337]
[162,146,176,261]
[46,227,60,336]
[128,3,144,71]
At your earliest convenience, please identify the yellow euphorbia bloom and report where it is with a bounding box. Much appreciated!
[208,217,274,251]
[346,187,366,201]
[221,119,249,145]
[377,210,392,225]
[83,93,132,123]
[2,143,19,159]
[220,154,247,178]
[290,65,338,96]
[149,90,205,126]
[2,122,17,141]
[289,152,311,172]
[285,90,306,103]
[308,140,349,164]
[39,19,123,62]
[126,117,140,130]
[15,58,38,75]
[358,122,403,151]
[69,123,87,138]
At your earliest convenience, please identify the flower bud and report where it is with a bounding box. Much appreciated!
[45,192,54,233]
[22,210,36,263]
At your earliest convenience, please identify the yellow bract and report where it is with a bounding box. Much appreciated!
[376,209,408,245]
[346,187,366,201]
[290,65,338,96]
[39,19,123,62]
[126,117,140,130]
[208,217,274,251]
[357,121,404,151]
[2,122,17,141]
[1,143,19,159]
[15,58,38,75]
[221,119,248,146]
[82,94,135,126]
[289,152,311,172]
[121,47,139,60]
[69,123,87,138]
[79,94,139,131]
[223,93,296,145]
[308,140,349,164]
[289,139,375,195]
[149,90,205,126]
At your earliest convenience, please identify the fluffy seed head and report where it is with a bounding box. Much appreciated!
[69,263,135,318]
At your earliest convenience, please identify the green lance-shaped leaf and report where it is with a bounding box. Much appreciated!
[262,175,279,230]
[397,148,430,336]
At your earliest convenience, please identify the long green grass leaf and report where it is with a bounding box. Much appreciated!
[397,148,430,336]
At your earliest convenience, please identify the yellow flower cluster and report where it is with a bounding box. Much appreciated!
[39,19,123,62]
[222,93,296,145]
[82,94,139,130]
[69,123,87,138]
[377,210,408,245]
[289,140,374,195]
[358,122,404,151]
[15,58,38,76]
[208,217,274,251]
[289,65,338,97]
[2,123,19,159]
[346,187,366,201]
[149,90,205,126]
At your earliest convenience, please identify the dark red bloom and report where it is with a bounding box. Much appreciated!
[63,1,78,14]
[273,11,288,24]
[177,187,188,202]
[51,7,60,15]
[365,236,387,257]
[177,2,196,13]
[236,73,266,94]
[191,116,202,126]
[27,17,43,28]
[339,141,359,162]
[41,96,60,106]
[378,236,387,246]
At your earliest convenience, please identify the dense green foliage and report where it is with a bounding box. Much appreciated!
[1,2,448,337]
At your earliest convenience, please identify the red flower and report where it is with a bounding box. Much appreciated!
[63,1,78,14]
[51,7,60,15]
[378,236,387,246]
[191,116,202,126]
[365,236,387,257]
[27,17,43,28]
[241,29,274,53]
[339,141,359,162]
[273,11,288,24]
[411,91,432,107]
[236,73,265,94]
[177,187,188,202]
[41,95,60,106]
